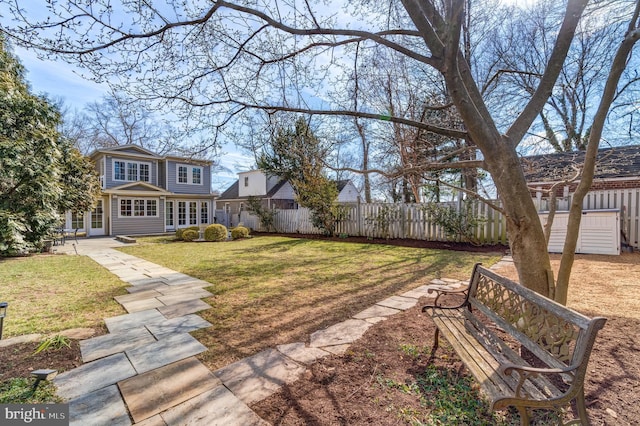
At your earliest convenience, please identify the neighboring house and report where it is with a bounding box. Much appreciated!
[523,145,640,203]
[521,145,640,254]
[216,169,361,227]
[63,145,215,236]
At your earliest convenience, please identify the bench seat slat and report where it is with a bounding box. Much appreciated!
[430,309,510,401]
[468,299,573,372]
[430,308,560,404]
[461,311,563,399]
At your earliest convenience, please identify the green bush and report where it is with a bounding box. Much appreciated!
[204,224,228,242]
[231,226,250,240]
[182,229,199,242]
[176,226,199,240]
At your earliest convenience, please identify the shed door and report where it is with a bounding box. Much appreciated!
[540,210,620,255]
[578,211,620,255]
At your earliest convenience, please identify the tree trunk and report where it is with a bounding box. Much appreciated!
[555,4,640,305]
[485,146,555,297]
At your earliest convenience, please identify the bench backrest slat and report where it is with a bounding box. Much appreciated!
[468,265,604,369]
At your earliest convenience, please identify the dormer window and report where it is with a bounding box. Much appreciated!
[177,164,203,185]
[244,176,249,187]
[113,160,151,182]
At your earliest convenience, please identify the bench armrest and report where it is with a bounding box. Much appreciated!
[500,362,577,398]
[421,285,470,311]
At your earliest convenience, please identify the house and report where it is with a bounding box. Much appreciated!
[216,169,361,227]
[521,145,640,254]
[62,145,215,236]
[523,145,640,194]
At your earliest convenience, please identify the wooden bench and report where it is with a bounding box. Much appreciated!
[422,264,606,425]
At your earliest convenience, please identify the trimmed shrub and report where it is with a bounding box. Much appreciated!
[231,226,250,240]
[182,229,199,242]
[176,226,199,240]
[204,224,227,242]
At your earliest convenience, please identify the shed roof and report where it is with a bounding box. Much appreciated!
[522,145,640,183]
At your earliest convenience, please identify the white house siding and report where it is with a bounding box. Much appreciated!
[337,181,360,203]
[165,160,212,195]
[110,196,166,235]
[238,170,268,197]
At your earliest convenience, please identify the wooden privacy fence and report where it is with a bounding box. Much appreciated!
[234,188,640,249]
[239,201,509,246]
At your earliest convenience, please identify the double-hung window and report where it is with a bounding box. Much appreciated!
[178,166,188,184]
[177,164,203,185]
[192,167,201,184]
[139,163,150,182]
[114,161,126,181]
[113,159,151,183]
[127,163,138,181]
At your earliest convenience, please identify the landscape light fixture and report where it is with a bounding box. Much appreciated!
[0,302,7,340]
[30,369,58,391]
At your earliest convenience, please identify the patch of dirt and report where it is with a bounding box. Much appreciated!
[252,243,640,426]
[0,340,82,382]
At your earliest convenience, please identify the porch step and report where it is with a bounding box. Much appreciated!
[115,235,137,244]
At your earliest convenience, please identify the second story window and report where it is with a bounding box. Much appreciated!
[140,164,150,182]
[192,167,201,184]
[178,166,188,183]
[127,163,138,181]
[244,176,249,187]
[177,164,203,185]
[114,161,126,181]
[113,159,151,183]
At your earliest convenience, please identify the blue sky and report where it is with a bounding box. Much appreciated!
[15,46,253,193]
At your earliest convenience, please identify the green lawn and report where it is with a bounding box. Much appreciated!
[0,255,128,337]
[119,236,503,370]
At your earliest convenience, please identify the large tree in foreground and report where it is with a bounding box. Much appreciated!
[2,0,638,299]
[0,37,100,255]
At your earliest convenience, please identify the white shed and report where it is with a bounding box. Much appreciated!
[539,209,620,255]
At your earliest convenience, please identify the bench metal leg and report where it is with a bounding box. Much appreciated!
[432,327,440,352]
[575,388,590,425]
[516,406,530,426]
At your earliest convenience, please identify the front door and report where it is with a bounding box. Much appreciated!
[89,200,105,236]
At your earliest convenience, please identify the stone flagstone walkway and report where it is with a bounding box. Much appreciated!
[49,237,495,425]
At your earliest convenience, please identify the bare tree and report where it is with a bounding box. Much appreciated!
[2,0,638,299]
[60,91,218,157]
[489,0,639,152]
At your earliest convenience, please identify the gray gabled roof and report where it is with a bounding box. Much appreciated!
[217,178,289,201]
[217,177,354,201]
[218,180,240,200]
[522,145,640,183]
[89,144,212,164]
